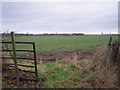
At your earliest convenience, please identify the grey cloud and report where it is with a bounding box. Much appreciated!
[2,2,118,34]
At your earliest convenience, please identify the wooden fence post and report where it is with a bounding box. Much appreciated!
[11,32,19,82]
[103,37,112,67]
[103,36,120,87]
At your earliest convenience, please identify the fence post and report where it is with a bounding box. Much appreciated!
[108,36,112,46]
[33,43,38,78]
[11,32,19,82]
[103,37,112,67]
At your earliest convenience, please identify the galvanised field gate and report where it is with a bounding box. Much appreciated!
[1,32,38,81]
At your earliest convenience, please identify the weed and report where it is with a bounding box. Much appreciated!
[57,59,66,64]
[91,73,97,78]
[38,72,46,81]
[72,74,81,80]
[79,69,89,78]
[42,81,53,88]
[79,73,86,78]
[82,69,89,74]
[68,64,77,70]
[70,64,77,69]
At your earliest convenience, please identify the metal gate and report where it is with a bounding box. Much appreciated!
[1,32,38,81]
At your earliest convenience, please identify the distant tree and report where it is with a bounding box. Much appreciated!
[26,32,29,36]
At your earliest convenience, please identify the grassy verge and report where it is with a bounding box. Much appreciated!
[36,58,91,88]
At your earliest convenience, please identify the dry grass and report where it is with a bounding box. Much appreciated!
[58,49,119,88]
[81,50,119,88]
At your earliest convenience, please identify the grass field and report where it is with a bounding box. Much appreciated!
[11,36,118,52]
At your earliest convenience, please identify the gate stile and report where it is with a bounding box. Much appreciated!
[1,32,38,81]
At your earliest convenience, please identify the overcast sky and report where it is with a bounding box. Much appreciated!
[1,1,118,34]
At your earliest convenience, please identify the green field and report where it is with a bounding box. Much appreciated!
[11,36,118,52]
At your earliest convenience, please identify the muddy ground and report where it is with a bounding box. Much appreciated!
[18,49,97,62]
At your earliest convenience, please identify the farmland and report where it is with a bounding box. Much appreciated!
[14,36,117,52]
[2,35,119,88]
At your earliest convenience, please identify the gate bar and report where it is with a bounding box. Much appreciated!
[33,43,38,77]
